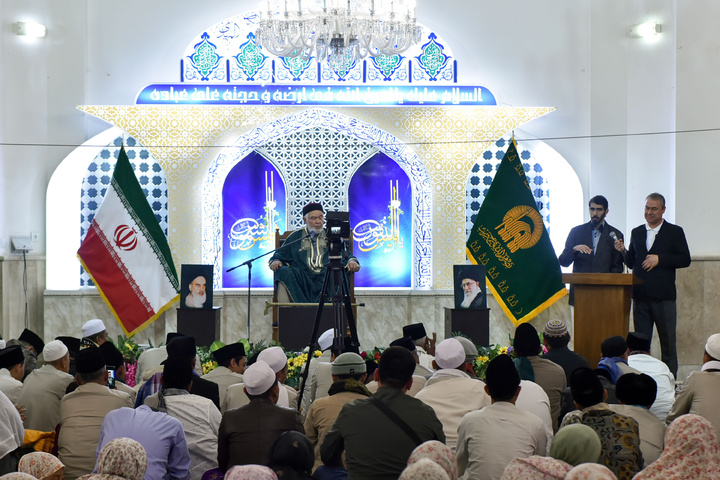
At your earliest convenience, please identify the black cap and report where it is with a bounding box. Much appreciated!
[167,336,196,359]
[457,268,482,283]
[162,359,193,389]
[212,343,246,365]
[56,336,81,354]
[513,323,541,357]
[570,367,605,407]
[485,354,520,400]
[626,332,651,353]
[19,328,44,354]
[76,346,106,374]
[99,342,125,370]
[601,336,628,358]
[389,336,416,352]
[0,346,24,370]
[166,332,185,345]
[302,202,324,216]
[402,323,426,341]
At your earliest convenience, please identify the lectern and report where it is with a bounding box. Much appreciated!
[562,273,636,368]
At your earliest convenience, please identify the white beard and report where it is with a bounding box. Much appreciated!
[460,288,480,308]
[186,291,207,308]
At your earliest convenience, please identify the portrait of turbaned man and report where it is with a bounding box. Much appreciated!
[454,265,487,309]
[181,264,214,309]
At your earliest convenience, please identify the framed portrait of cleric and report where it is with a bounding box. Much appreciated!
[454,265,487,309]
[180,264,214,310]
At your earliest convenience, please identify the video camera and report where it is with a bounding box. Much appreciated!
[326,211,351,260]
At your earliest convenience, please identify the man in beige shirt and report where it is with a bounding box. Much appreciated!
[18,340,73,431]
[59,346,133,480]
[304,352,369,471]
[202,343,245,406]
[223,346,297,411]
[609,373,665,464]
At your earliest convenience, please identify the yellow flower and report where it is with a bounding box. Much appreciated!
[499,346,508,355]
[125,342,133,350]
[314,350,322,357]
[476,356,489,363]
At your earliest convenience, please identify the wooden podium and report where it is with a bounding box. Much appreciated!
[563,273,636,368]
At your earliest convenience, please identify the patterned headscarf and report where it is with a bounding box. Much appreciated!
[225,465,278,480]
[407,440,458,480]
[499,456,572,480]
[18,453,64,480]
[78,438,147,480]
[565,463,618,480]
[634,414,720,480]
[550,424,602,466]
[0,474,38,480]
[399,458,450,480]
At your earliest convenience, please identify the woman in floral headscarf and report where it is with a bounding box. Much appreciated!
[500,456,572,480]
[0,474,37,480]
[564,463,617,480]
[224,465,277,480]
[18,453,64,480]
[406,441,458,480]
[399,459,449,480]
[78,438,147,480]
[634,414,720,480]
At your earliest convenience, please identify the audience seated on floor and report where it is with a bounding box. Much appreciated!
[560,367,642,480]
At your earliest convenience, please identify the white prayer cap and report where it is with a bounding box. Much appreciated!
[318,329,334,351]
[0,340,5,350]
[244,361,277,395]
[82,319,107,337]
[44,340,69,362]
[705,333,720,359]
[258,346,288,373]
[434,338,466,369]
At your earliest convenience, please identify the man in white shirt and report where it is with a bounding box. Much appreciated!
[415,338,490,449]
[202,343,245,406]
[0,346,25,404]
[456,354,546,480]
[146,360,221,480]
[625,332,675,422]
[0,390,24,475]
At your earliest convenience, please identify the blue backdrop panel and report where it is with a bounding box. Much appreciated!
[223,152,286,288]
[349,153,412,287]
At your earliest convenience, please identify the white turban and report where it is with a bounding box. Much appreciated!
[82,318,106,337]
[244,361,277,395]
[44,340,69,362]
[257,346,288,373]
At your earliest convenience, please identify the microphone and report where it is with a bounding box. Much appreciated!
[609,231,625,252]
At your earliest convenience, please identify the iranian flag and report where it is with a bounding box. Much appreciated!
[78,146,179,336]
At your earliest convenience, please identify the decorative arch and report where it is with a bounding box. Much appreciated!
[202,108,432,289]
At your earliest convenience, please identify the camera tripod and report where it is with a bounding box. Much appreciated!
[295,238,359,412]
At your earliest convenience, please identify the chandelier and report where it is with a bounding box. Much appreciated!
[256,0,422,71]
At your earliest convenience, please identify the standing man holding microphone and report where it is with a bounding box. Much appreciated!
[614,193,690,377]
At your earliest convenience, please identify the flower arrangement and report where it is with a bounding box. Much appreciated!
[360,347,384,363]
[285,350,323,389]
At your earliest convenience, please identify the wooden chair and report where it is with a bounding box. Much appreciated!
[271,228,356,344]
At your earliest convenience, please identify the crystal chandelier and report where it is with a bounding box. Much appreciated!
[256,0,422,71]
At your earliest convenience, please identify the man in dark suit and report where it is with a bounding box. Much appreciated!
[559,195,625,304]
[615,193,691,377]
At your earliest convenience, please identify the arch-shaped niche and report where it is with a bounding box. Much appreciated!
[203,109,431,289]
[47,127,169,290]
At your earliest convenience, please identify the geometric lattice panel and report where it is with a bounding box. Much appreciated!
[255,127,379,230]
[80,136,168,286]
[466,136,551,237]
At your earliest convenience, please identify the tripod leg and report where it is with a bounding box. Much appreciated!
[295,267,333,413]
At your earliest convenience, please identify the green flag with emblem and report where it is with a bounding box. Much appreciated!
[466,138,566,326]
